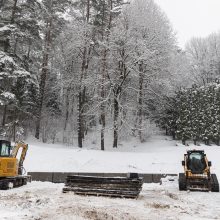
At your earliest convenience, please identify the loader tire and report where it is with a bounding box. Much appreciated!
[211,174,219,192]
[179,173,187,191]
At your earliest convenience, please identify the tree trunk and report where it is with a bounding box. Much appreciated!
[35,120,40,139]
[77,48,87,148]
[13,37,18,55]
[77,91,83,148]
[86,0,90,22]
[205,139,209,145]
[76,1,90,148]
[100,49,107,151]
[35,17,52,139]
[138,62,144,142]
[64,89,70,131]
[2,105,7,126]
[13,120,16,142]
[11,0,18,24]
[12,108,17,142]
[113,94,119,148]
[27,38,32,60]
[100,0,113,150]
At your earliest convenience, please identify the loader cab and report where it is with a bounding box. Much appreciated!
[0,140,11,157]
[187,150,206,174]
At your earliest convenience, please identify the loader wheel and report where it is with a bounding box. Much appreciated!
[211,174,219,192]
[179,173,187,191]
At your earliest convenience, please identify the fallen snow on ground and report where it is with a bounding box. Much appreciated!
[24,135,220,178]
[0,180,220,220]
[2,135,220,219]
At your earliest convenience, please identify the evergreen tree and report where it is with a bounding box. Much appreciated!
[164,83,220,145]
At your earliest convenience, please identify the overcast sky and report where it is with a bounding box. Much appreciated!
[154,0,220,48]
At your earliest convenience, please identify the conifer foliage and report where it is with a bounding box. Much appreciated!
[163,84,220,145]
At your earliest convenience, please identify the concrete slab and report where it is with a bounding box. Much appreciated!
[152,173,178,183]
[152,174,166,183]
[28,172,53,182]
[77,172,104,177]
[28,172,177,183]
[103,173,127,178]
[139,173,153,183]
[52,172,78,183]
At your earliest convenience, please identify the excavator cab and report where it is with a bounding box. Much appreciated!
[0,140,17,177]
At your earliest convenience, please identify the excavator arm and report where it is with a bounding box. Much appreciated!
[11,142,28,175]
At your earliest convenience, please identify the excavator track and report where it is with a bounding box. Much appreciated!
[0,175,31,190]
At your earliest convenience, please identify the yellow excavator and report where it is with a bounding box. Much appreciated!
[0,140,31,190]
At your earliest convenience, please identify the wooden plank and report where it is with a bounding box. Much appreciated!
[65,181,143,186]
[63,190,138,199]
[66,175,143,181]
[64,187,142,192]
[66,176,143,184]
[74,192,138,199]
[65,183,142,190]
[62,187,140,197]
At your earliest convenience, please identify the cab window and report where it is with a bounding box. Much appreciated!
[189,153,203,160]
[0,143,10,157]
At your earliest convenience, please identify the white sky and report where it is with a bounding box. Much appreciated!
[154,0,220,48]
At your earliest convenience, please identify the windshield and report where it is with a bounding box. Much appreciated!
[0,142,10,157]
[188,152,206,173]
[189,152,203,160]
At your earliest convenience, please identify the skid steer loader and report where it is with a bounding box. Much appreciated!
[179,150,219,192]
[0,140,31,190]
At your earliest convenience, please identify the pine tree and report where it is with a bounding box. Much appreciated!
[213,84,220,145]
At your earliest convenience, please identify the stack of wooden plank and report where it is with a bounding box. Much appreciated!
[63,175,143,199]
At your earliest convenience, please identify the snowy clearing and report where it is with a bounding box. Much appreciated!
[1,135,220,219]
[0,180,220,220]
[24,135,220,179]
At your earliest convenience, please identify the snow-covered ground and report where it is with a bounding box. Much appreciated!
[1,135,220,220]
[24,135,220,178]
[1,179,220,220]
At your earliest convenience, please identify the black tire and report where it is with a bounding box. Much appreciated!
[211,174,219,192]
[179,173,187,191]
